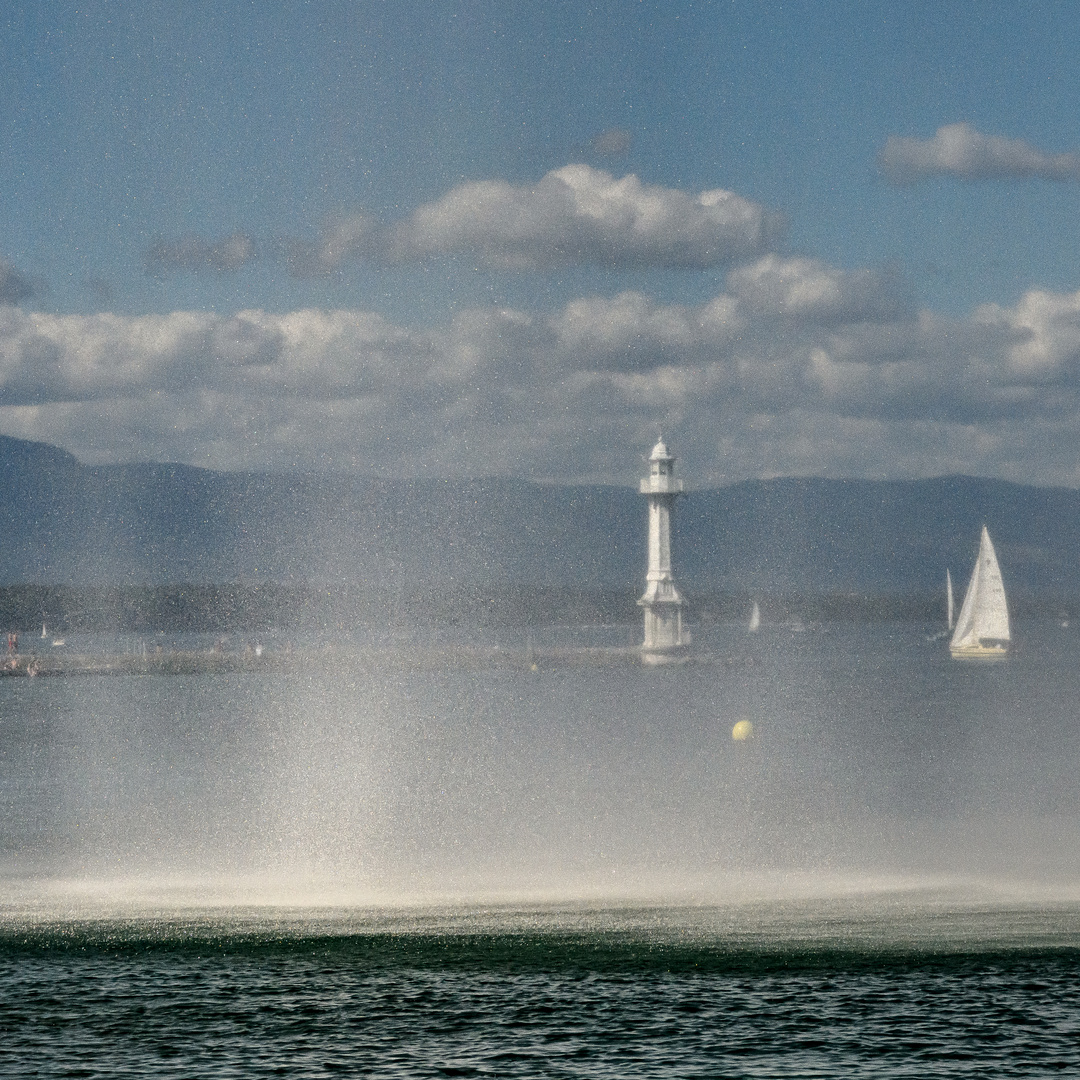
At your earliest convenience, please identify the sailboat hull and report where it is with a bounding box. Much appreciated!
[949,641,1008,660]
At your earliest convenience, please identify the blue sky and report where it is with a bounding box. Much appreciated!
[3,0,1080,484]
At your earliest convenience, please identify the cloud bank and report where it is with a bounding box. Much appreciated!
[4,255,1080,486]
[143,166,782,276]
[880,123,1080,184]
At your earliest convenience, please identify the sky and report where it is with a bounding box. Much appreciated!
[3,0,1080,486]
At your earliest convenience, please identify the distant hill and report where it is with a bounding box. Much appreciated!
[1,435,1079,609]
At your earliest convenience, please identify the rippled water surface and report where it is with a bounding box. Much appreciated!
[3,905,1080,1078]
[3,621,1080,1075]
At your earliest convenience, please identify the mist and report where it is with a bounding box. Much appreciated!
[3,618,1078,916]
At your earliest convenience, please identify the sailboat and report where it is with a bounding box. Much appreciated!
[950,526,1010,659]
[928,570,956,642]
[748,601,761,633]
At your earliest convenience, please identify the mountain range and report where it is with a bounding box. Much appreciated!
[2,434,1079,615]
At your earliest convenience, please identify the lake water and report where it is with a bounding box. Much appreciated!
[2,621,1080,1076]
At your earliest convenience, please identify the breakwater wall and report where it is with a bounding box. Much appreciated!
[0,643,653,678]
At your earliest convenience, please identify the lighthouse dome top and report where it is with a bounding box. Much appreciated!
[649,438,674,462]
[641,437,683,494]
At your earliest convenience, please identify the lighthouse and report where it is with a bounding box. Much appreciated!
[638,438,689,664]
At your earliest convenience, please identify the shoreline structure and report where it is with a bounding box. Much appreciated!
[0,617,1000,676]
[0,642,653,677]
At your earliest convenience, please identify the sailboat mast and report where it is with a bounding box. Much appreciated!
[946,569,955,631]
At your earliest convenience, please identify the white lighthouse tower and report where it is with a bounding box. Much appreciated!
[638,438,689,664]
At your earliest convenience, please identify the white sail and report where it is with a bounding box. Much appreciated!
[946,569,955,631]
[748,601,761,633]
[950,526,1010,656]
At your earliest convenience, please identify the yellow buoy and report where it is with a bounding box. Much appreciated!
[732,719,754,741]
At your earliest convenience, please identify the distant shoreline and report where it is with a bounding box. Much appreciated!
[0,583,1061,638]
[0,643,658,678]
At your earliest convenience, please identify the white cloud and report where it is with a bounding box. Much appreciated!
[879,123,1080,184]
[388,165,782,269]
[0,308,212,404]
[551,291,742,372]
[0,307,436,405]
[975,289,1080,379]
[143,168,782,277]
[6,266,1080,485]
[726,255,911,323]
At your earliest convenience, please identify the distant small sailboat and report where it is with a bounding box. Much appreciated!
[41,622,47,639]
[950,526,1010,659]
[748,601,761,633]
[929,570,956,641]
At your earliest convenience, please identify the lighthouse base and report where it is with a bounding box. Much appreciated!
[639,602,690,665]
[641,644,691,666]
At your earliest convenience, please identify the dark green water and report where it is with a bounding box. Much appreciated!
[3,622,1080,1074]
[3,909,1080,1077]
